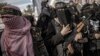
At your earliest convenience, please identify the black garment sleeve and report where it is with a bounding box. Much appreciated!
[48,32,64,46]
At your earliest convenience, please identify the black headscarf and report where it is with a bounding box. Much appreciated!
[1,5,22,16]
[55,2,72,26]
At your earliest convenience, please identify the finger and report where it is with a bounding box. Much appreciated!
[67,30,72,34]
[66,24,70,28]
[68,30,72,33]
[62,25,65,28]
[65,28,70,32]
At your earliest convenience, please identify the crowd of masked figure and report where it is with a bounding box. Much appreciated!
[0,0,100,56]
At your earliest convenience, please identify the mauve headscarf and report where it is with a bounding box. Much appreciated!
[1,5,34,56]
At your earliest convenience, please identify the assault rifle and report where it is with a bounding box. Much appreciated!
[64,14,92,45]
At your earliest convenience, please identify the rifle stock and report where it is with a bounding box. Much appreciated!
[76,15,92,32]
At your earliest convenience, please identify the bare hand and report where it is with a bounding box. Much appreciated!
[67,43,74,54]
[61,24,72,36]
[74,32,82,42]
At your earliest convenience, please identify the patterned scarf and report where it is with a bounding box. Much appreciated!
[1,5,34,56]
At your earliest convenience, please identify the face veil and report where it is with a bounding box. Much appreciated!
[55,2,72,26]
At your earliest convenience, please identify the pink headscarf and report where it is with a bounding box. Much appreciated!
[1,5,34,56]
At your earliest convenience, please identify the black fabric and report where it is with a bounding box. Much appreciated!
[0,8,22,16]
[55,2,72,26]
[31,27,49,56]
[24,15,35,26]
[37,6,65,56]
[0,30,3,56]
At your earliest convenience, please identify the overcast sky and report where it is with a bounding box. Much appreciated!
[0,0,33,11]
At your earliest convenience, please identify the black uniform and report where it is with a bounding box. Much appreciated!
[37,2,76,56]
